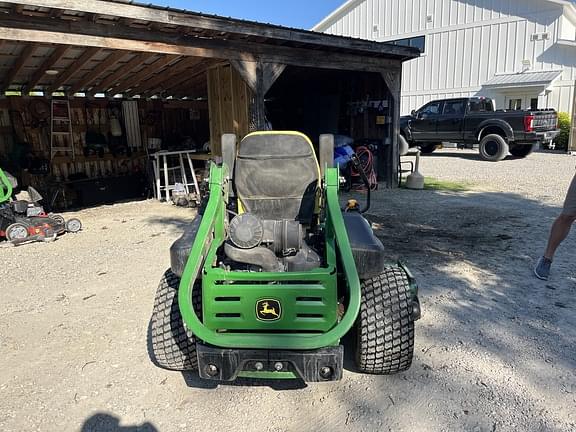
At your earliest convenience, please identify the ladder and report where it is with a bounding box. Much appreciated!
[50,99,75,160]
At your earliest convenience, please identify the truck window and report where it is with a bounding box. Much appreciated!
[420,101,443,116]
[468,99,494,113]
[443,100,465,115]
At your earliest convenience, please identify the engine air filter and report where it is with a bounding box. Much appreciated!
[229,213,264,249]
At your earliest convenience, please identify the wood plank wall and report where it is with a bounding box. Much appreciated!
[0,97,209,189]
[207,63,251,155]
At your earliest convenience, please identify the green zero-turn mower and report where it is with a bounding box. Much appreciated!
[149,131,421,382]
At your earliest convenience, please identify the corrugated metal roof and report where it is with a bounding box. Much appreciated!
[483,70,563,88]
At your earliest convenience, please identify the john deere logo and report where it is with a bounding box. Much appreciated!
[256,299,281,321]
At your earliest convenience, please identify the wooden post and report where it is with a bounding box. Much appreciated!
[230,60,286,130]
[381,68,402,188]
[569,81,576,154]
[253,61,266,130]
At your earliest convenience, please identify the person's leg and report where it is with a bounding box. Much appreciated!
[544,213,576,259]
[534,173,576,280]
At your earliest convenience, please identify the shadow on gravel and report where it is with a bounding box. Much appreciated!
[424,150,523,162]
[322,187,576,431]
[145,216,196,230]
[81,413,157,432]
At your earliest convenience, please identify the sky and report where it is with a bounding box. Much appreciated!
[145,0,346,29]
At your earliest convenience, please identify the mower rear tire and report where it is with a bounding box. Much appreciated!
[149,269,201,371]
[6,222,29,242]
[356,267,415,374]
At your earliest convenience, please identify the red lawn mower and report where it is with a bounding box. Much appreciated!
[0,168,82,245]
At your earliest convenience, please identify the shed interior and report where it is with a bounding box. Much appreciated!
[0,0,418,209]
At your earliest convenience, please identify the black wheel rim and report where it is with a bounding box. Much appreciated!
[484,140,499,156]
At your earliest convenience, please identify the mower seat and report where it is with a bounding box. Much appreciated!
[233,132,321,224]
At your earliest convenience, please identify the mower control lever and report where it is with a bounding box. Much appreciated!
[349,154,371,214]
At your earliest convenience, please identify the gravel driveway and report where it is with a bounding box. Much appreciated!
[0,149,575,432]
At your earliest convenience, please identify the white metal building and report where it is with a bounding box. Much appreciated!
[315,0,576,115]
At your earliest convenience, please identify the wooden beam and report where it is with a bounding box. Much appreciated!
[68,50,127,94]
[47,46,101,93]
[129,57,202,95]
[24,45,69,91]
[112,55,180,94]
[230,60,285,94]
[90,52,154,95]
[381,69,402,188]
[0,16,404,73]
[50,8,63,18]
[8,0,418,59]
[2,44,37,89]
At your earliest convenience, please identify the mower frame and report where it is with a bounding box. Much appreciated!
[178,162,362,350]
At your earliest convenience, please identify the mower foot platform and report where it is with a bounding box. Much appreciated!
[196,344,343,382]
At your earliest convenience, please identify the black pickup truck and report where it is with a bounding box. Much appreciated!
[400,97,560,161]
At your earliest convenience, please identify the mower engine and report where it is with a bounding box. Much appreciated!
[223,213,321,272]
[12,200,44,217]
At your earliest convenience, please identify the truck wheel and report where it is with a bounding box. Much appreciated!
[510,144,534,158]
[419,143,439,154]
[356,267,415,374]
[149,269,201,371]
[479,134,509,161]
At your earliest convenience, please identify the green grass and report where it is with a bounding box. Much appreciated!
[400,176,470,191]
[423,177,470,191]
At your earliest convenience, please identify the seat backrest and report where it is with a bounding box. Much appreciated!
[234,131,320,223]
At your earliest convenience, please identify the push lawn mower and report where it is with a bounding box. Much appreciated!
[149,131,420,382]
[0,168,82,244]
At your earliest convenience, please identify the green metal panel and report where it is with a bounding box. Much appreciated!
[202,280,338,332]
[237,371,298,379]
[0,169,13,204]
[178,163,361,350]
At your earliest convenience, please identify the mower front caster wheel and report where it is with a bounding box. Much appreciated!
[149,270,201,371]
[65,218,82,233]
[356,267,415,374]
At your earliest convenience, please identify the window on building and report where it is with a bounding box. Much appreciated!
[508,99,522,110]
[530,98,539,110]
[386,36,426,53]
[443,100,465,115]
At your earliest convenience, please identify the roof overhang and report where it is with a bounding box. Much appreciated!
[0,0,420,98]
[483,70,563,94]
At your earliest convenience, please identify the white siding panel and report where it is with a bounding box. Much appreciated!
[318,0,574,114]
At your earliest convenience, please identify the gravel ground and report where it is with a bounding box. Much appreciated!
[419,148,575,205]
[1,150,575,432]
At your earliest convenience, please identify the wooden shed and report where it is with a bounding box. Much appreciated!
[0,0,419,209]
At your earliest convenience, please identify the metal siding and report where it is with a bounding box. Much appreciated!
[317,0,575,114]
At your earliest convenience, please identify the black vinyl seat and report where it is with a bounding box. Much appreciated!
[234,132,320,223]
